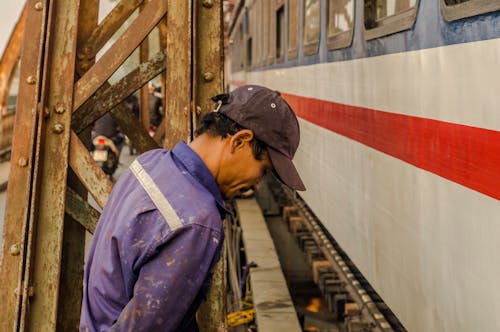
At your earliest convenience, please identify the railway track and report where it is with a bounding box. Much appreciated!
[261,178,407,332]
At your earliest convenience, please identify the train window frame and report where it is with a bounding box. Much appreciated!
[364,0,419,41]
[303,0,321,56]
[287,0,299,60]
[276,1,286,62]
[327,0,355,50]
[441,0,500,21]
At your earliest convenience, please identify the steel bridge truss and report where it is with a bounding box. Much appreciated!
[0,0,224,330]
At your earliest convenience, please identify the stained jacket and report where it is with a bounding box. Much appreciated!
[80,142,229,331]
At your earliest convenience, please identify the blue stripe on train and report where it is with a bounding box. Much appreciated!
[252,0,500,71]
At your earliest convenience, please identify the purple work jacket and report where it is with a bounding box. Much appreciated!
[80,142,229,331]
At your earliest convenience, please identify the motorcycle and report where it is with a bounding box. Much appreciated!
[91,135,121,177]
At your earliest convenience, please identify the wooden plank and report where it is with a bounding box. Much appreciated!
[235,198,302,332]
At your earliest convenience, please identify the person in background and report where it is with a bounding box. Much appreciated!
[80,85,306,331]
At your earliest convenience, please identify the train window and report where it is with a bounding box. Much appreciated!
[276,4,285,61]
[364,0,419,40]
[303,0,320,56]
[441,0,500,21]
[288,0,299,60]
[327,0,355,50]
[262,1,271,66]
[247,37,252,68]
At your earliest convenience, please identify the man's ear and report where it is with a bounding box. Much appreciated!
[230,129,254,153]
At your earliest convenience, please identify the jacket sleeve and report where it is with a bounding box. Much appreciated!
[109,223,222,332]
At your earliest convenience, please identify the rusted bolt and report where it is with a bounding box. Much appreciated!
[27,286,35,297]
[196,106,202,115]
[55,104,65,114]
[203,72,214,82]
[77,52,86,60]
[26,76,36,85]
[18,157,28,167]
[10,244,20,256]
[202,0,214,8]
[53,123,64,134]
[34,2,43,11]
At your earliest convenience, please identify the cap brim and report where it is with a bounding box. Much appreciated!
[268,148,306,191]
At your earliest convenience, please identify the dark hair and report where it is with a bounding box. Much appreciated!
[195,112,267,160]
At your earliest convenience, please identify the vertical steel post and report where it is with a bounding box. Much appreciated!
[194,1,226,331]
[164,1,193,149]
[19,1,81,330]
[55,1,99,330]
[0,1,47,330]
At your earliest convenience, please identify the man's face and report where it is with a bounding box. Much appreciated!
[217,132,273,200]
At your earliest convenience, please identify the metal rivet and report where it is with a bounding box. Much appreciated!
[203,72,214,82]
[18,157,28,167]
[77,53,86,60]
[270,103,276,108]
[27,286,35,297]
[196,106,202,115]
[55,104,65,114]
[10,244,20,256]
[34,2,43,11]
[53,123,64,134]
[26,76,36,85]
[202,0,214,8]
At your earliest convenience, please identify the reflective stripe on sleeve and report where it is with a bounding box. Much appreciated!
[130,159,183,230]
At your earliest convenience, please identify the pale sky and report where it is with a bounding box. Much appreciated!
[0,1,25,56]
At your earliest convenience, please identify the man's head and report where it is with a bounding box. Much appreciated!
[194,85,305,199]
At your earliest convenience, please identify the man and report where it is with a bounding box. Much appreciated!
[80,85,305,331]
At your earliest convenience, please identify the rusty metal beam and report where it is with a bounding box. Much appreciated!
[72,50,165,133]
[69,130,113,209]
[80,0,144,60]
[57,1,99,329]
[110,103,159,154]
[164,1,192,149]
[65,187,100,234]
[194,1,226,330]
[73,0,167,111]
[18,1,81,329]
[139,2,151,130]
[0,1,47,330]
[193,0,224,128]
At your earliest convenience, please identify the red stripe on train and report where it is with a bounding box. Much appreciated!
[281,93,500,201]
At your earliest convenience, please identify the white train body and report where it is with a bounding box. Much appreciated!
[227,1,500,331]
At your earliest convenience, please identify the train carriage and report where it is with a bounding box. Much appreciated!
[227,1,500,331]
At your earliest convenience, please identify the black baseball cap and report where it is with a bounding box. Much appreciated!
[214,85,305,191]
